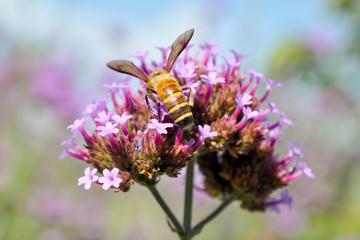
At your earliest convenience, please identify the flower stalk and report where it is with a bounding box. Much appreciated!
[183,158,195,236]
[146,184,185,235]
[192,191,240,237]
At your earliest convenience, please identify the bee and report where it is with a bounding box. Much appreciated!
[107,29,195,134]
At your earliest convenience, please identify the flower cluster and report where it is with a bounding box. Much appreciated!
[61,90,209,191]
[61,38,313,211]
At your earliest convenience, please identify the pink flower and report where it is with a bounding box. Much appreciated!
[78,167,99,190]
[83,98,108,116]
[148,119,173,134]
[112,112,132,125]
[200,72,225,85]
[96,122,119,136]
[297,162,315,179]
[242,107,259,119]
[203,62,221,72]
[102,82,120,93]
[94,111,112,123]
[98,168,123,190]
[235,92,253,107]
[67,118,87,133]
[199,124,218,140]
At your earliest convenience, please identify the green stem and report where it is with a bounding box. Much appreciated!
[183,158,195,238]
[147,184,185,234]
[191,192,239,237]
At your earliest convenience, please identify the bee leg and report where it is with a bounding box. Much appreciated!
[181,86,194,107]
[145,94,155,119]
[146,89,162,121]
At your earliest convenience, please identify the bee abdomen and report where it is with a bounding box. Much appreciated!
[157,79,194,133]
[174,112,194,133]
[164,93,194,133]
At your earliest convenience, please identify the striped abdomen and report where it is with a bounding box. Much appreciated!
[156,78,194,133]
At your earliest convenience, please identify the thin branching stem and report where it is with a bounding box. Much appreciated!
[191,192,239,237]
[147,184,185,234]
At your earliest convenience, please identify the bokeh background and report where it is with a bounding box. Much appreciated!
[1,0,360,239]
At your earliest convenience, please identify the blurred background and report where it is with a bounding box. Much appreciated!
[1,0,359,239]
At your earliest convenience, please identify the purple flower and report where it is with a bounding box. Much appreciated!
[268,102,281,114]
[297,162,315,179]
[222,57,241,68]
[94,111,112,123]
[103,82,120,93]
[288,143,303,158]
[61,134,76,147]
[177,61,198,82]
[235,92,253,107]
[280,113,294,127]
[190,125,218,153]
[198,124,218,140]
[83,98,108,116]
[188,81,201,95]
[200,40,219,50]
[112,112,132,125]
[200,72,225,85]
[242,107,259,119]
[185,43,195,51]
[59,135,89,161]
[178,67,197,81]
[267,110,294,131]
[148,119,173,134]
[203,62,221,72]
[96,122,119,136]
[178,61,198,72]
[131,51,149,74]
[67,118,87,132]
[209,47,222,57]
[230,49,248,62]
[98,168,123,190]
[260,79,282,103]
[116,79,132,89]
[134,142,141,152]
[268,190,293,212]
[156,46,171,61]
[232,92,254,119]
[268,197,281,212]
[83,103,96,116]
[58,148,70,160]
[78,167,99,190]
[266,78,282,89]
[131,51,149,62]
[200,41,221,57]
[247,68,264,80]
[279,190,293,209]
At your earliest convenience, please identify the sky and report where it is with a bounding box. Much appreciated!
[2,0,333,73]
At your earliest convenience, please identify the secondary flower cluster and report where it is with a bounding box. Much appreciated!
[61,40,313,211]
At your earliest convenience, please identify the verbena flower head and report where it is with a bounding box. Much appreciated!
[61,30,312,211]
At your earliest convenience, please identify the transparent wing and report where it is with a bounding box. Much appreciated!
[166,29,194,72]
[107,60,149,82]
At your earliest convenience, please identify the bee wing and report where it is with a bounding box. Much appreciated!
[166,29,194,72]
[107,60,149,82]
